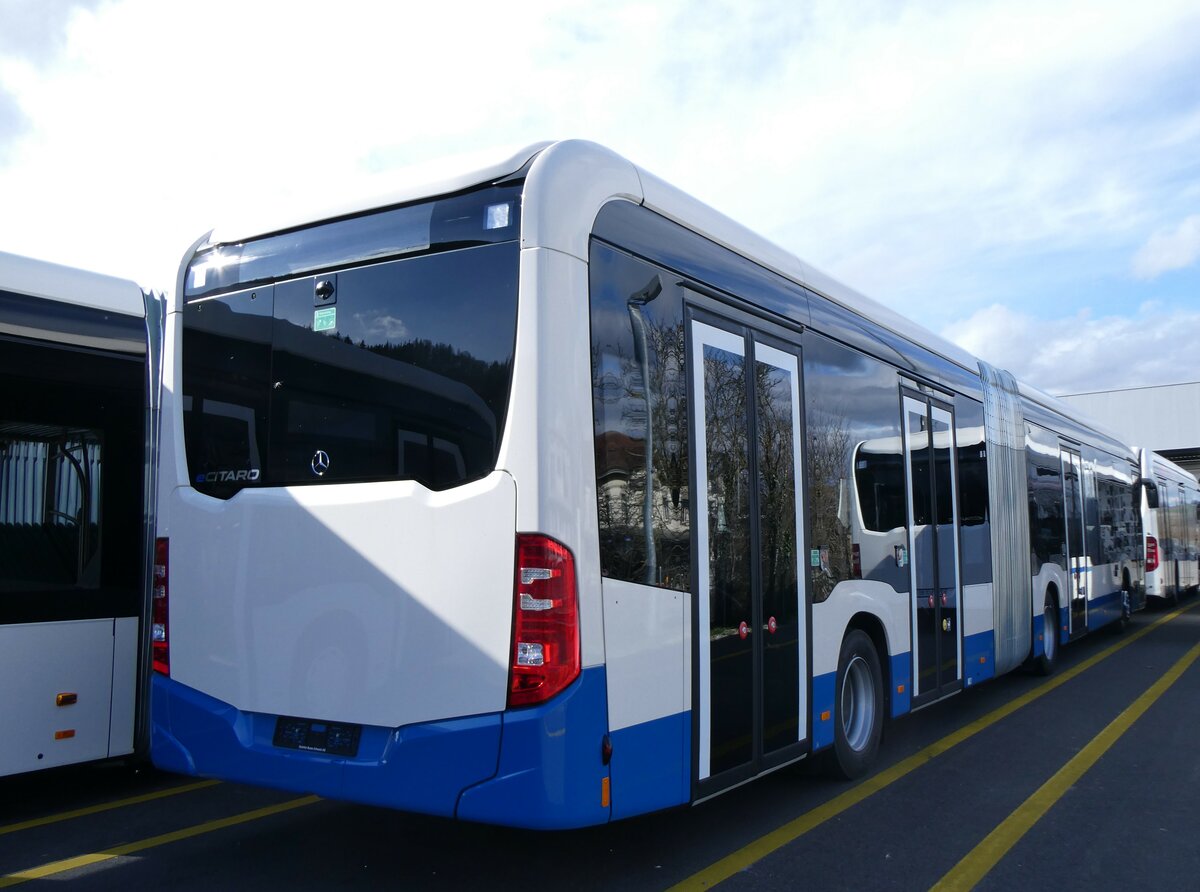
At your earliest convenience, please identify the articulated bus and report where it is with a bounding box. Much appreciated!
[0,251,161,777]
[151,141,1143,828]
[1138,448,1200,603]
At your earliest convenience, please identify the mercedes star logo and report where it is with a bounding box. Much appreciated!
[311,449,330,477]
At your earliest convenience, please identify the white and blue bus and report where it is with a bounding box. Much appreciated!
[0,251,161,777]
[151,141,1142,828]
[1138,448,1200,603]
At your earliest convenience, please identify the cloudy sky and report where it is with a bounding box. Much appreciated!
[1,0,1198,395]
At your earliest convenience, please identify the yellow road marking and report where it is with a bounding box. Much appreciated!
[0,780,220,837]
[670,601,1197,891]
[932,638,1200,892]
[0,795,320,888]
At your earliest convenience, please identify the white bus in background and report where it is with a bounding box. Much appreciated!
[151,140,1142,829]
[0,252,161,777]
[1138,449,1200,603]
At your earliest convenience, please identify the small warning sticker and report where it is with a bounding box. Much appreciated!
[313,306,337,332]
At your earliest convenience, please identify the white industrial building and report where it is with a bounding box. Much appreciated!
[1057,381,1200,478]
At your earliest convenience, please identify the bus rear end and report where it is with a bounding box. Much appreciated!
[152,172,608,827]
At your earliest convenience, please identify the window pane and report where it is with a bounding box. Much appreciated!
[756,356,799,754]
[589,243,689,590]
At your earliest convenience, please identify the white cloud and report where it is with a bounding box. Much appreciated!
[1132,215,1200,279]
[0,0,1197,320]
[941,302,1200,394]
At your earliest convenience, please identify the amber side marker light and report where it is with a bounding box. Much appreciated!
[54,730,76,740]
[56,693,78,706]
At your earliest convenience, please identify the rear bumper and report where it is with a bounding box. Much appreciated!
[150,666,611,829]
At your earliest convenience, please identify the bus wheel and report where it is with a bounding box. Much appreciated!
[1035,592,1058,675]
[828,630,883,779]
[1114,580,1132,633]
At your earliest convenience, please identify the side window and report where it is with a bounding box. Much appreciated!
[0,432,102,589]
[803,334,906,602]
[589,241,689,590]
[954,396,991,588]
[1025,425,1065,572]
[1,336,144,624]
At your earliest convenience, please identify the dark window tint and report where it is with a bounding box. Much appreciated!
[804,335,906,602]
[756,353,800,754]
[957,435,989,526]
[855,446,906,532]
[701,341,752,773]
[908,408,932,527]
[1,431,101,589]
[183,242,519,496]
[1,336,143,624]
[1026,424,1065,572]
[182,285,273,497]
[590,242,689,591]
[269,243,517,490]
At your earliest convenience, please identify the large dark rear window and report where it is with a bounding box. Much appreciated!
[182,186,520,498]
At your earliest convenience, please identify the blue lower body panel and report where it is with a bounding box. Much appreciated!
[456,667,611,828]
[890,651,912,716]
[607,710,690,820]
[812,672,836,751]
[152,666,612,829]
[1086,590,1123,631]
[964,630,995,687]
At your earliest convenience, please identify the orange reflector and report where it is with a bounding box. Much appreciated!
[55,730,75,740]
[601,776,611,808]
[896,684,905,694]
[820,710,831,722]
[979,656,986,664]
[56,692,78,706]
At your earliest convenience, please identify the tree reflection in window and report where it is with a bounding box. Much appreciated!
[590,243,690,591]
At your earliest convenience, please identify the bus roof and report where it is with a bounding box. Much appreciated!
[186,140,1128,452]
[0,250,144,318]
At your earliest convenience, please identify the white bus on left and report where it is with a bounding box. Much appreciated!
[0,251,161,777]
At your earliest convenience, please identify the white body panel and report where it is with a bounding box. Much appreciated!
[499,247,606,668]
[811,581,909,678]
[108,617,139,756]
[161,473,516,728]
[962,582,993,638]
[601,578,688,732]
[0,619,117,776]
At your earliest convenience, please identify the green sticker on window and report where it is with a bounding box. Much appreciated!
[810,549,821,568]
[313,306,337,332]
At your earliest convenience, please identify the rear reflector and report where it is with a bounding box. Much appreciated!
[152,537,170,675]
[508,534,580,708]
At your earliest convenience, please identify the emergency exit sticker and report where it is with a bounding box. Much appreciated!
[313,306,337,332]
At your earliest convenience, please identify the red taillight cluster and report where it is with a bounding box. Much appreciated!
[1145,535,1159,573]
[508,534,580,708]
[152,537,170,675]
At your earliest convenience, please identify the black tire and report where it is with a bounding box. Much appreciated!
[826,629,883,780]
[1113,576,1133,633]
[1034,591,1059,676]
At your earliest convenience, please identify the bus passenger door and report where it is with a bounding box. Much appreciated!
[1062,448,1087,637]
[689,316,808,792]
[902,394,962,705]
